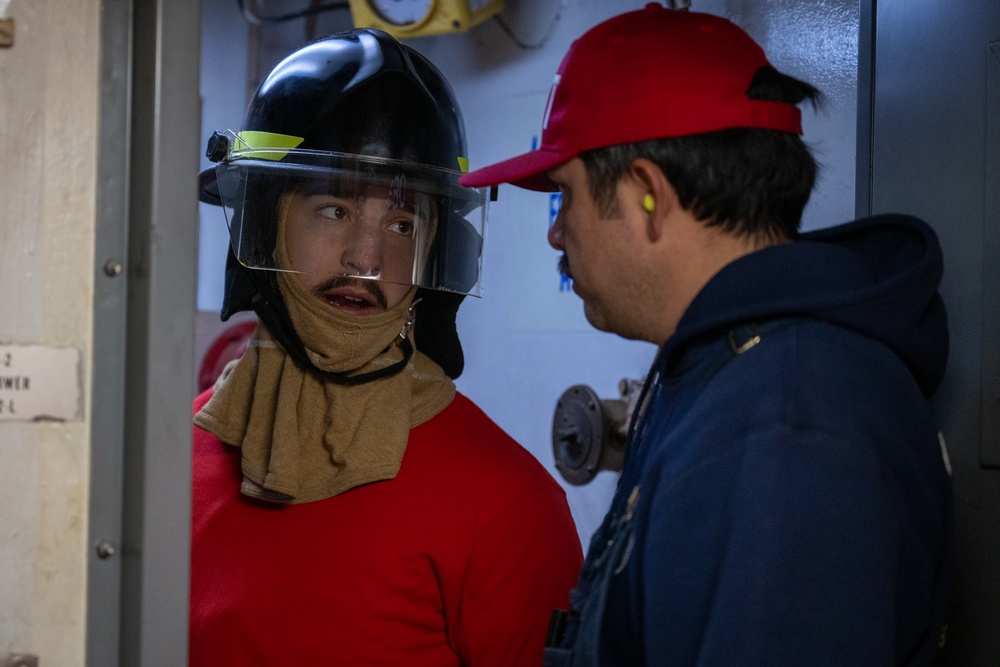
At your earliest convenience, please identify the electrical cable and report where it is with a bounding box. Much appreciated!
[237,0,350,25]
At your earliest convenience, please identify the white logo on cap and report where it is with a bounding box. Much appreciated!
[542,74,561,131]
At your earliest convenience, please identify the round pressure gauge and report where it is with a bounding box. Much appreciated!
[368,0,434,26]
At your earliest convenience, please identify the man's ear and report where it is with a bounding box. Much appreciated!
[628,158,676,242]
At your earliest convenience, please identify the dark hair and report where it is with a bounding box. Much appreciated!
[580,67,822,241]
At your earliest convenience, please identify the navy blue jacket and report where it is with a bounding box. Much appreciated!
[547,215,953,666]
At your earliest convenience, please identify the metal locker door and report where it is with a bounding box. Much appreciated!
[860,0,1000,662]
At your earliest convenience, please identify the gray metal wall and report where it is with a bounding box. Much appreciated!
[859,0,1000,661]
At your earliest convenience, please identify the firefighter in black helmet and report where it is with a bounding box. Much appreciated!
[200,28,485,381]
[189,29,582,666]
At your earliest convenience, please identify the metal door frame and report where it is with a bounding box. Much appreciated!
[89,1,201,663]
[855,0,875,217]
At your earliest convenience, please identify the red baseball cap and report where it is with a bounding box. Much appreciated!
[459,4,802,192]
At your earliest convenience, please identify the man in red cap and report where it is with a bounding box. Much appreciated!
[462,5,953,666]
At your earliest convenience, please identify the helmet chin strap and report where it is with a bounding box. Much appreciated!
[251,271,414,386]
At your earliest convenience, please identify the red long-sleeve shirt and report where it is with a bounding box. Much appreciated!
[189,390,583,666]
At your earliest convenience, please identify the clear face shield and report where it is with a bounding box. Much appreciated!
[214,139,489,299]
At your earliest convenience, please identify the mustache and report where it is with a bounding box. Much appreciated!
[312,274,388,310]
[558,253,573,280]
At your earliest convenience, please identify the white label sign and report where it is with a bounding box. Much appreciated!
[0,345,81,422]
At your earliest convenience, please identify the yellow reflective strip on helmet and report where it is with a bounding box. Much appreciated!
[234,131,305,160]
[457,156,470,173]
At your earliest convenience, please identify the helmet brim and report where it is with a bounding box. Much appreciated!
[199,167,222,206]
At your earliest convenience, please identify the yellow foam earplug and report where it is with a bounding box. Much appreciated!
[643,194,655,212]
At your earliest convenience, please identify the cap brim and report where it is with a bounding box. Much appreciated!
[459,146,575,192]
[199,166,222,206]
